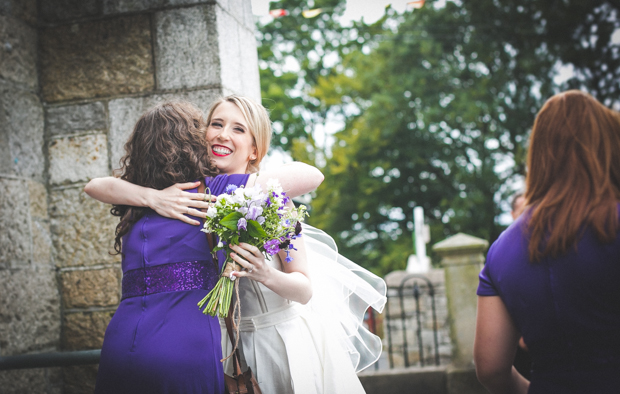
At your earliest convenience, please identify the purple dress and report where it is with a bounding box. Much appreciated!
[478,210,620,394]
[95,174,249,394]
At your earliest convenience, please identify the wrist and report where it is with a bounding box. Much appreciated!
[258,263,276,286]
[142,187,157,208]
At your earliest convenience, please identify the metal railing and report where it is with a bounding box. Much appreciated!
[0,349,100,371]
[385,274,440,368]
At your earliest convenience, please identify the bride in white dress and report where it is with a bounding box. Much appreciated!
[85,95,386,393]
[223,223,386,393]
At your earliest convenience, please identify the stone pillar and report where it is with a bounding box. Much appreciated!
[1,1,260,392]
[432,233,488,368]
[0,1,63,393]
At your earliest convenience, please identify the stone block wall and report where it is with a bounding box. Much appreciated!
[1,0,260,392]
[383,270,453,368]
[0,1,62,392]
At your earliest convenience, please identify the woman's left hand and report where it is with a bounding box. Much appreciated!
[229,243,271,283]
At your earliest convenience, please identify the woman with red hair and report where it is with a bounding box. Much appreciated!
[474,90,620,394]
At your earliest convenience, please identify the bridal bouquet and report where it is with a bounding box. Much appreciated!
[197,179,307,317]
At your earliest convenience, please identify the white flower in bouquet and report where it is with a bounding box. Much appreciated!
[206,206,218,218]
[266,178,283,194]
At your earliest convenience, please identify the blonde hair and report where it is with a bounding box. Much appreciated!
[205,95,272,173]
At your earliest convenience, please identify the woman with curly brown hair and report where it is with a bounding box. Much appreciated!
[93,101,227,393]
[474,90,620,394]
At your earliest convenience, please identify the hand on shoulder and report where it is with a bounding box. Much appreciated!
[148,182,216,226]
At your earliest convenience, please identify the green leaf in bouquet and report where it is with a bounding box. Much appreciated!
[247,220,267,238]
[220,212,243,231]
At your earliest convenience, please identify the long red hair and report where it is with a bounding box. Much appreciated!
[525,90,620,261]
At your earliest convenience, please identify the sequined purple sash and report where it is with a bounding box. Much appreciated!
[122,260,218,300]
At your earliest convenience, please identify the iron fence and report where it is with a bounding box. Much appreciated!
[385,274,441,368]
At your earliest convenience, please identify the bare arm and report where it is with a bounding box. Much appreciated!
[84,177,212,225]
[84,177,152,206]
[247,162,324,198]
[83,162,323,225]
[228,200,312,304]
[474,296,530,394]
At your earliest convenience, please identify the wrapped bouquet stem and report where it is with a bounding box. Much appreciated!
[197,180,307,318]
[197,260,241,317]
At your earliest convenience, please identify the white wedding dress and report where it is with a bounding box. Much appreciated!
[220,225,387,394]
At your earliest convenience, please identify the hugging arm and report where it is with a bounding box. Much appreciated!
[474,296,530,394]
[83,162,324,226]
[248,162,324,198]
[84,177,212,225]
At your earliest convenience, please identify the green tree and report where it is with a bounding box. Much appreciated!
[307,1,620,275]
[257,0,345,154]
[257,1,620,275]
[257,0,386,158]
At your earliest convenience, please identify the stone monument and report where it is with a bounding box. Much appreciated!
[406,206,431,273]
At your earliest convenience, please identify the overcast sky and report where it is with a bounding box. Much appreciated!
[251,0,420,25]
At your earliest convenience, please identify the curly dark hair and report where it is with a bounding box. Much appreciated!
[111,101,217,254]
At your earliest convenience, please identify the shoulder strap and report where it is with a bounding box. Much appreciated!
[246,172,259,188]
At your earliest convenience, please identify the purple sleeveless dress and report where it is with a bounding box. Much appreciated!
[478,207,620,394]
[95,174,249,394]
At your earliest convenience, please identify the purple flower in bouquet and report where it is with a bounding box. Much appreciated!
[225,184,238,194]
[279,237,291,249]
[250,192,266,206]
[264,239,281,255]
[247,206,263,221]
[237,217,247,231]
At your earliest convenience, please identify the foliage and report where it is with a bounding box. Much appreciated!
[257,0,385,156]
[257,0,620,276]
